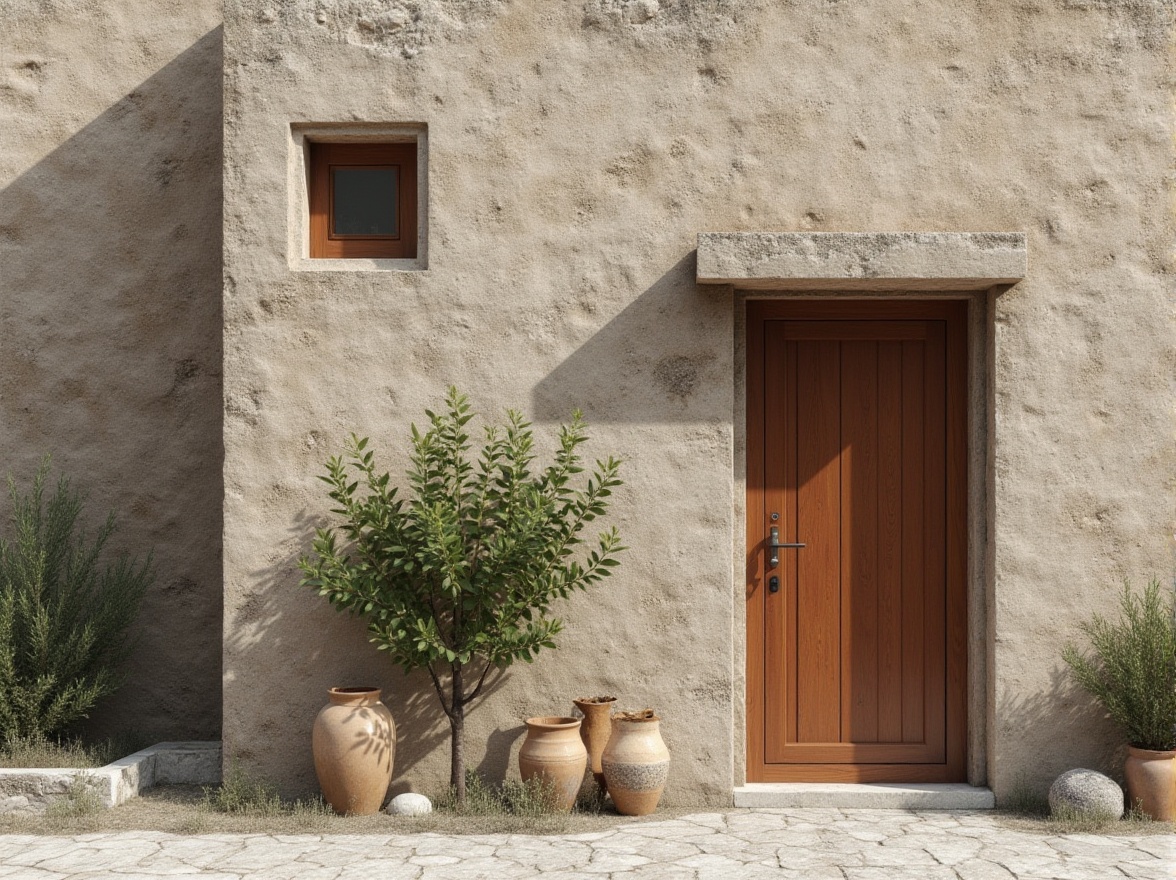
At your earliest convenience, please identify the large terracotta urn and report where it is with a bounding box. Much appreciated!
[312,687,396,815]
[601,709,669,816]
[573,696,616,794]
[518,716,588,812]
[1124,746,1176,821]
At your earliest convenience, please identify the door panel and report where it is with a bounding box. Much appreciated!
[747,301,967,783]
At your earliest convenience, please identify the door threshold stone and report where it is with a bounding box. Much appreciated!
[733,782,995,810]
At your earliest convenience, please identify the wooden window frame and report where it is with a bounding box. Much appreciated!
[309,142,417,259]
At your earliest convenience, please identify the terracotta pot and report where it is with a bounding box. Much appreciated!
[573,696,616,794]
[312,687,396,815]
[1124,745,1176,821]
[518,716,588,812]
[601,710,670,816]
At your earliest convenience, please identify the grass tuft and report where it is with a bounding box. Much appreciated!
[44,775,104,820]
[998,777,1049,818]
[429,770,610,833]
[201,764,286,816]
[200,763,332,823]
[438,771,563,816]
[0,732,149,769]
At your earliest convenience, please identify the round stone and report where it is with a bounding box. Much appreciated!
[1048,768,1124,819]
[385,792,433,816]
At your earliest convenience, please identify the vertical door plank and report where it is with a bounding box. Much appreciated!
[901,340,927,744]
[841,341,879,744]
[785,341,800,745]
[923,323,948,758]
[876,342,904,743]
[796,340,842,745]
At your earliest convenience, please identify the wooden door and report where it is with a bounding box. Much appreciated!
[746,300,967,783]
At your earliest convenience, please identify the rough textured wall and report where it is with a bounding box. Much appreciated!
[223,0,1175,802]
[1,2,223,742]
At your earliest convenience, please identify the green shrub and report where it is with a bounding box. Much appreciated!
[1062,578,1176,751]
[0,458,152,740]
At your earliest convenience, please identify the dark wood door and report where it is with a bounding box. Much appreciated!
[746,301,967,783]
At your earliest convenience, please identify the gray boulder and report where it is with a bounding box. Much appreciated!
[1048,768,1124,819]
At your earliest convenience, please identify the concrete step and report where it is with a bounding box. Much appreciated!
[733,783,995,810]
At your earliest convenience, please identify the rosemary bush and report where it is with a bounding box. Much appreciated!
[1062,578,1176,751]
[0,458,152,741]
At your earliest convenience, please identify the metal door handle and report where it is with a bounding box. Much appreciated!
[768,526,806,569]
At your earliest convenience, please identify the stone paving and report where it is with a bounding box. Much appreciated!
[0,809,1171,879]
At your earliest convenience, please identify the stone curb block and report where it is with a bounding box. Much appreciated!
[0,741,221,815]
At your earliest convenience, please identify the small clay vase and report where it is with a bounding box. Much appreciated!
[601,709,670,816]
[518,716,588,812]
[312,687,396,815]
[573,696,616,794]
[1124,745,1176,821]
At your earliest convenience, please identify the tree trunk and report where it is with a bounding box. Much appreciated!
[450,666,466,805]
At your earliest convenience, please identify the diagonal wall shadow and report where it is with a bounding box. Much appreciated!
[531,252,732,424]
[0,28,224,742]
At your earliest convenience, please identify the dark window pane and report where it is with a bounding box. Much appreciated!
[332,167,399,236]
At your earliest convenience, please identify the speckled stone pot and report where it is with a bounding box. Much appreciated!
[602,713,670,816]
[312,687,396,816]
[518,716,588,812]
[1124,746,1176,821]
[573,696,616,794]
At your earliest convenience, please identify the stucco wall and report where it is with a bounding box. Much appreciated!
[1,2,223,742]
[223,0,1175,803]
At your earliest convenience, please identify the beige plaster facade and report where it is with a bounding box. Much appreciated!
[4,0,1174,806]
[1,2,223,742]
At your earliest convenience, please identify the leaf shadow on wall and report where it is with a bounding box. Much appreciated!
[227,504,511,800]
[0,29,224,743]
[530,253,730,425]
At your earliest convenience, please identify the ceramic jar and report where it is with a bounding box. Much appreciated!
[518,716,588,812]
[601,710,670,816]
[1124,746,1176,821]
[573,696,616,794]
[312,687,396,815]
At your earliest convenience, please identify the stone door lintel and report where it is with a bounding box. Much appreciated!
[696,232,1026,291]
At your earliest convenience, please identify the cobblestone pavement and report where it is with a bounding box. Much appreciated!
[0,809,1171,879]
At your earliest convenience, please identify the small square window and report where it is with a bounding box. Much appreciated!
[309,142,417,259]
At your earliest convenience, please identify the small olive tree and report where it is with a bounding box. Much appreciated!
[299,388,624,803]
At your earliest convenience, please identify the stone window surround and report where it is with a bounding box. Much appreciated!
[287,122,429,272]
[698,231,1027,791]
